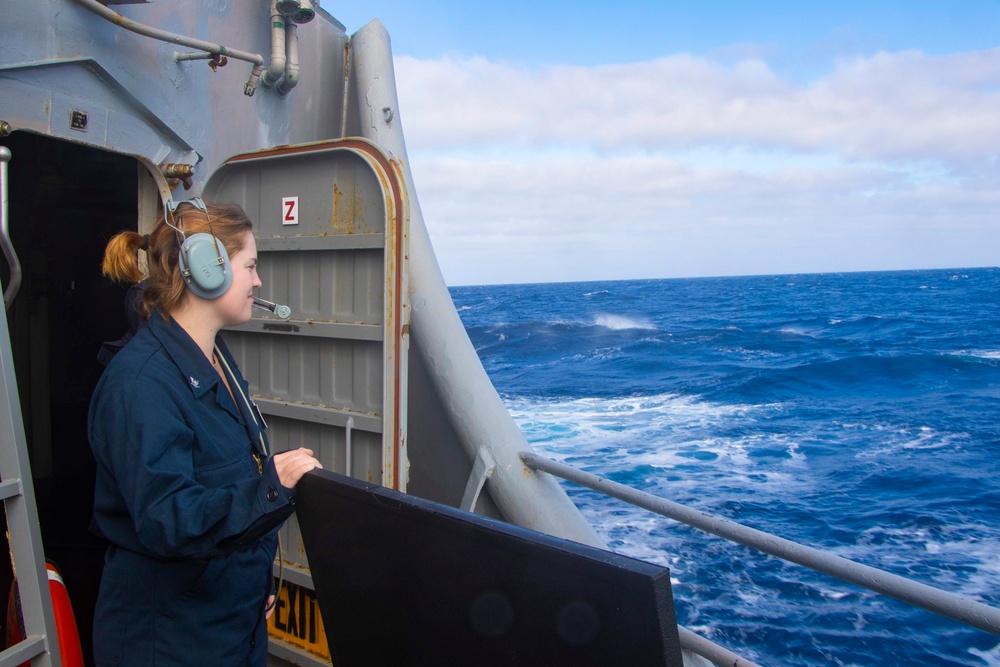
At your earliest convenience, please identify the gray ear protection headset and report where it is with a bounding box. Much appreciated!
[165,198,232,299]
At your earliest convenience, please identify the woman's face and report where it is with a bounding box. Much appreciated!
[217,231,261,326]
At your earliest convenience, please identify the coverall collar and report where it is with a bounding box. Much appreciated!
[145,314,227,404]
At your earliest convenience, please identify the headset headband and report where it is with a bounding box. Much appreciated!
[164,197,208,240]
[164,197,232,299]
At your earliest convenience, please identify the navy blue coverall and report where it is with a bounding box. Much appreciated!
[88,313,295,666]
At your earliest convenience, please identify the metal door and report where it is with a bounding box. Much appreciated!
[203,138,409,664]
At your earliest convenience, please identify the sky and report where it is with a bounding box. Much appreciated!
[331,1,1000,286]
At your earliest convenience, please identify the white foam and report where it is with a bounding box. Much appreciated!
[818,588,854,601]
[720,346,782,360]
[593,313,657,330]
[848,422,968,457]
[508,393,757,449]
[776,326,815,337]
[508,393,811,505]
[569,346,623,362]
[968,642,1000,666]
[949,349,1000,360]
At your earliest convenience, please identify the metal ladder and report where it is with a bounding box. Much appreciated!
[0,146,59,667]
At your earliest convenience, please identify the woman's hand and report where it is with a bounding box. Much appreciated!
[273,447,322,488]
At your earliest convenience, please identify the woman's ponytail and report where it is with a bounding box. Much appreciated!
[101,231,147,284]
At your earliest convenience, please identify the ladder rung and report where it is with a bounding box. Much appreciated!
[0,635,47,667]
[0,479,21,501]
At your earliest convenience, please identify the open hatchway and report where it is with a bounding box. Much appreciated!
[0,131,146,664]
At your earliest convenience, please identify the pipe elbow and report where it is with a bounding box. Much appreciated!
[262,56,286,87]
[278,67,299,95]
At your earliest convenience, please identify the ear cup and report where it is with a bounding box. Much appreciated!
[178,233,232,299]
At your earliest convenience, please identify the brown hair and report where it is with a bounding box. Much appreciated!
[102,201,254,320]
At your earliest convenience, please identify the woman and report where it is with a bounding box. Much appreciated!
[89,200,321,666]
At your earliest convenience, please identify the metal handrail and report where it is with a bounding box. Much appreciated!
[0,147,22,309]
[519,451,1000,661]
[519,451,762,667]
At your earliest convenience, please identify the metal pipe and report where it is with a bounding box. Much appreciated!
[174,52,217,62]
[339,39,352,139]
[345,417,354,478]
[261,1,287,88]
[277,23,299,95]
[275,0,300,16]
[677,627,761,667]
[519,451,1000,637]
[291,0,315,25]
[71,0,264,96]
[0,147,22,309]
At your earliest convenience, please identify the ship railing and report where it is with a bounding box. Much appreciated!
[518,450,1000,667]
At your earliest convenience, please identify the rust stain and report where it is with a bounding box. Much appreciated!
[342,43,351,91]
[331,182,342,231]
[262,322,299,333]
[331,180,363,234]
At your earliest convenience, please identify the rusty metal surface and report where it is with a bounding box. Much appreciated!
[205,138,409,589]
[217,137,409,490]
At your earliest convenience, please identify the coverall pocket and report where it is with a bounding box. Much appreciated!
[194,453,252,488]
[154,556,226,611]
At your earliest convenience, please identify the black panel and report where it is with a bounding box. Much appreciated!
[296,470,684,666]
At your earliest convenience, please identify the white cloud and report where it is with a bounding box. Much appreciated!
[392,49,1000,285]
[397,49,1000,165]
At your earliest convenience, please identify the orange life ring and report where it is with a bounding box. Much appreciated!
[5,561,84,667]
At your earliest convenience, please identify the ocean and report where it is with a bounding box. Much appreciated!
[450,267,1000,667]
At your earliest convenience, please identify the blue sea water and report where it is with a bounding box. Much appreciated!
[450,267,1000,667]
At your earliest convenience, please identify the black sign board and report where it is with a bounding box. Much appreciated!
[296,469,684,666]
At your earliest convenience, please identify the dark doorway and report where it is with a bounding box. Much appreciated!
[0,131,138,665]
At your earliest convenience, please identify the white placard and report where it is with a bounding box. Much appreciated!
[282,196,299,226]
